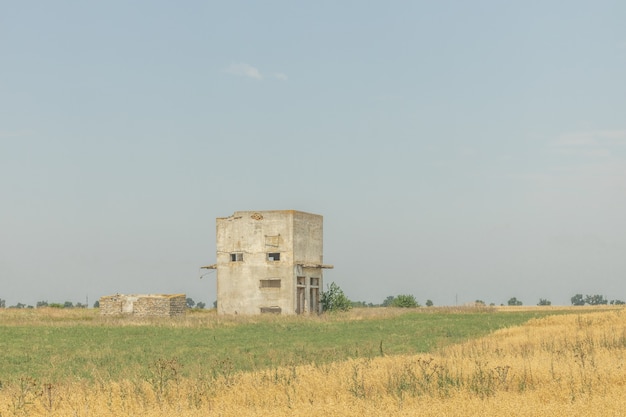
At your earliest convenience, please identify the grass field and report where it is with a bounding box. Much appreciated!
[1,306,573,381]
[0,306,624,416]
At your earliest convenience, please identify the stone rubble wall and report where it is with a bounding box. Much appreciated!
[99,294,186,317]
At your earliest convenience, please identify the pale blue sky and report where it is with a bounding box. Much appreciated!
[2,1,625,307]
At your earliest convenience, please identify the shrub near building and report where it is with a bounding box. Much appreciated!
[321,282,351,312]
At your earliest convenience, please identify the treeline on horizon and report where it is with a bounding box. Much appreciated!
[1,291,624,311]
[350,293,626,309]
[0,297,209,310]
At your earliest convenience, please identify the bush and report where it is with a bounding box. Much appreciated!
[571,294,585,306]
[571,294,610,306]
[585,294,608,305]
[350,301,370,308]
[382,296,395,307]
[507,297,522,306]
[321,282,351,312]
[391,294,419,308]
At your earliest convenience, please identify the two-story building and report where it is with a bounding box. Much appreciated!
[203,210,333,315]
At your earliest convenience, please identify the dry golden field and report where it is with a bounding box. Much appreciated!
[1,308,625,416]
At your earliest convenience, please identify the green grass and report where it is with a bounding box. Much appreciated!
[0,307,588,383]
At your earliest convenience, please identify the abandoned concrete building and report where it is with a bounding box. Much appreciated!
[203,210,333,315]
[99,294,186,317]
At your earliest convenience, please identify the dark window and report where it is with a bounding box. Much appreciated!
[267,252,280,261]
[230,253,243,262]
[260,279,281,288]
[260,306,282,314]
[310,277,319,287]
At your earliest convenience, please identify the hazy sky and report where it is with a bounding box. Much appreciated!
[2,1,625,307]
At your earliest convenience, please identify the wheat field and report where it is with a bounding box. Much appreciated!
[2,308,625,416]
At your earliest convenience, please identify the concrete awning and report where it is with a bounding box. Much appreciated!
[202,263,332,269]
[297,263,334,269]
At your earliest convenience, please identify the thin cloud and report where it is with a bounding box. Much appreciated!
[0,129,35,139]
[529,129,626,186]
[550,130,626,159]
[554,130,626,147]
[224,63,263,80]
[514,130,626,185]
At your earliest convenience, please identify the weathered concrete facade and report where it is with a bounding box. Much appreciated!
[205,210,332,315]
[99,294,186,317]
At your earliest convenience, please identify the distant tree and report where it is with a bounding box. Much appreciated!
[186,298,196,308]
[585,294,608,305]
[93,300,100,308]
[382,296,396,307]
[36,301,48,308]
[196,301,206,309]
[350,301,369,308]
[571,294,585,306]
[0,298,5,308]
[391,294,419,308]
[321,282,351,312]
[12,303,26,309]
[507,297,522,306]
[610,299,625,305]
[538,298,551,306]
[63,301,74,309]
[425,299,434,307]
[213,300,217,309]
[475,300,486,306]
[75,302,87,309]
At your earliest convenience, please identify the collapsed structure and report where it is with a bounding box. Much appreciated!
[203,210,333,315]
[99,294,186,317]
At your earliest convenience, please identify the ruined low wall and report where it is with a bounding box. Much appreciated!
[99,294,186,317]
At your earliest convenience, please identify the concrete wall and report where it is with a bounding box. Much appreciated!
[216,210,326,315]
[99,294,186,317]
[293,211,324,265]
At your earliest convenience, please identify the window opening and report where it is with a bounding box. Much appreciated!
[296,288,305,314]
[260,279,281,288]
[310,277,319,287]
[310,288,320,313]
[267,252,280,261]
[260,306,282,314]
[230,253,243,262]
